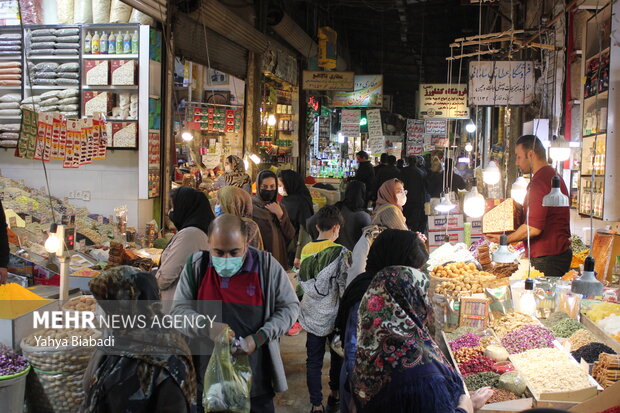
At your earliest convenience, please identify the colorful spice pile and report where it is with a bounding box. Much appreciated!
[449,333,481,352]
[541,311,569,329]
[510,348,593,394]
[585,302,620,322]
[0,344,29,377]
[569,329,599,351]
[444,326,480,342]
[550,317,584,338]
[464,372,500,391]
[501,325,555,354]
[491,312,536,338]
[459,356,495,376]
[593,353,620,388]
[571,343,616,364]
[0,283,46,300]
[0,283,49,318]
[486,388,519,404]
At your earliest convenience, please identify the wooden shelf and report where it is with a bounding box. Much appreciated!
[82,54,138,59]
[584,89,609,100]
[586,46,610,62]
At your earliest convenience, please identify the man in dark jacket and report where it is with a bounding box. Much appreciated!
[373,153,389,176]
[351,151,375,204]
[375,155,402,196]
[401,156,429,233]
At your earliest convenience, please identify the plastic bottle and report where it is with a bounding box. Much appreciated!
[131,30,139,54]
[108,32,116,54]
[100,31,108,54]
[116,31,123,54]
[123,31,132,54]
[84,31,92,54]
[91,31,100,55]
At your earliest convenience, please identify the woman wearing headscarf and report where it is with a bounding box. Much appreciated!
[214,155,252,193]
[335,230,429,413]
[84,266,196,413]
[216,186,264,250]
[278,169,315,267]
[156,187,214,309]
[252,170,296,270]
[306,181,370,251]
[348,183,409,284]
[351,266,492,413]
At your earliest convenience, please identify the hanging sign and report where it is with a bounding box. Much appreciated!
[302,71,354,91]
[419,84,468,119]
[468,61,535,105]
[332,75,383,107]
[368,135,385,156]
[366,109,382,140]
[318,26,338,69]
[406,119,424,156]
[341,109,360,137]
[425,119,448,136]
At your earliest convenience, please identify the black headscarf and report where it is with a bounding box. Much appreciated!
[279,169,314,231]
[169,187,214,235]
[336,180,366,212]
[335,229,428,335]
[255,170,278,203]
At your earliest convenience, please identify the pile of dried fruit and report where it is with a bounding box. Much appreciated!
[454,346,484,364]
[486,388,519,404]
[491,312,536,338]
[459,355,495,377]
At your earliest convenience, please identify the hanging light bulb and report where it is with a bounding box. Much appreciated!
[463,179,486,218]
[549,137,571,162]
[267,114,277,126]
[465,122,476,133]
[44,223,61,254]
[519,278,537,317]
[542,175,570,207]
[435,192,457,213]
[337,132,345,144]
[465,142,473,152]
[243,158,250,171]
[510,176,528,205]
[249,153,261,164]
[483,161,501,185]
[181,130,193,142]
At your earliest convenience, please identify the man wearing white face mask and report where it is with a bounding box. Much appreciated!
[172,214,299,413]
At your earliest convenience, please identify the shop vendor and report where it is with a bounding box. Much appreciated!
[486,135,571,277]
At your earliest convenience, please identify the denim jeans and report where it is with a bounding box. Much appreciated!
[306,332,343,406]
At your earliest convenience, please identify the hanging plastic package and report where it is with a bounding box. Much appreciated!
[73,0,93,23]
[129,8,154,25]
[109,0,132,23]
[56,0,75,24]
[203,327,252,413]
[20,0,43,24]
[92,0,111,23]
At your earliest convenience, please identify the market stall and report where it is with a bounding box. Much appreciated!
[426,236,620,412]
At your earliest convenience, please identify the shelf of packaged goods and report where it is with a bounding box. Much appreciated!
[584,89,609,101]
[82,85,138,90]
[82,54,138,59]
[585,46,611,62]
[26,55,79,60]
[27,85,79,90]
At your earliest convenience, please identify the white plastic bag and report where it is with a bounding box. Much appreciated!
[73,0,93,23]
[92,0,111,23]
[109,0,132,23]
[56,0,75,24]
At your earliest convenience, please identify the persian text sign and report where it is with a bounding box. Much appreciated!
[418,84,468,119]
[406,119,424,156]
[367,109,382,140]
[341,109,360,138]
[302,71,354,91]
[332,75,383,107]
[425,119,448,136]
[468,61,534,105]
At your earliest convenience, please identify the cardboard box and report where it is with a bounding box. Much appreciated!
[84,60,109,85]
[465,216,483,235]
[111,59,136,85]
[569,381,620,412]
[428,214,464,231]
[106,122,137,148]
[83,91,112,116]
[429,230,465,251]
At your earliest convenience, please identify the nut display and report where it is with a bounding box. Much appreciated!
[568,329,599,351]
[431,262,478,278]
[510,348,593,394]
[486,388,519,404]
[490,312,536,338]
[62,295,96,312]
[22,328,100,413]
[434,272,496,297]
[454,346,484,363]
